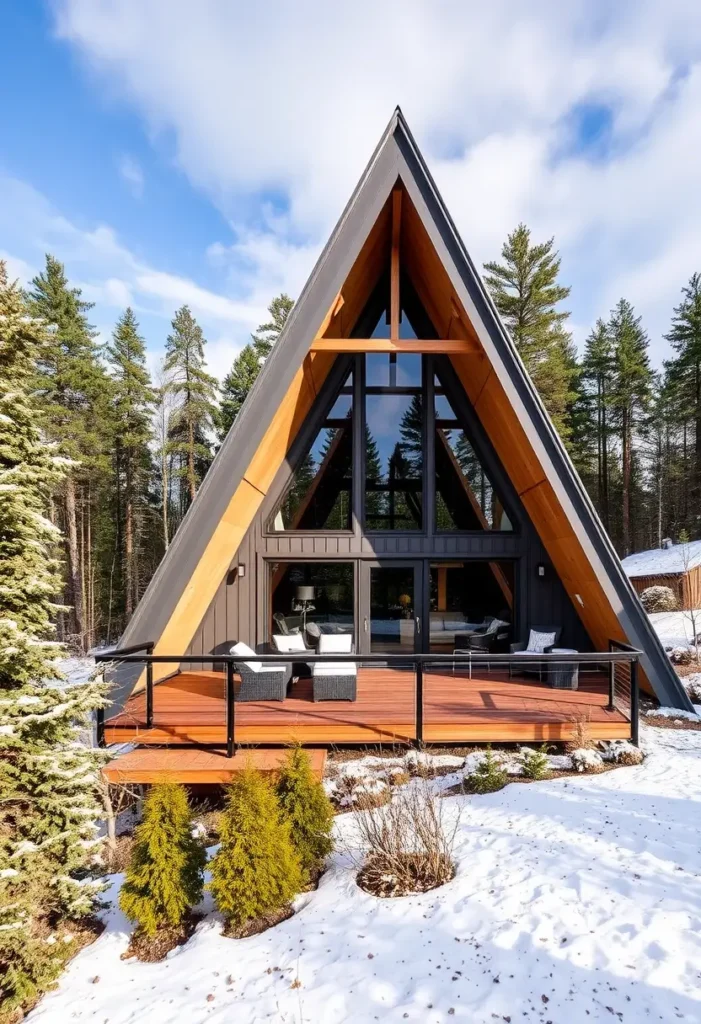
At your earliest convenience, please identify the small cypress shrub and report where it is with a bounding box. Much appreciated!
[119,783,206,937]
[276,745,334,877]
[465,746,508,794]
[208,767,303,932]
[520,744,551,780]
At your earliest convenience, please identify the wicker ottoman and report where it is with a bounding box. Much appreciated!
[312,662,357,701]
[547,648,579,690]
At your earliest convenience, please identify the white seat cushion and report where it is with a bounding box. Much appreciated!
[230,640,286,674]
[272,633,307,653]
[318,633,353,654]
[312,662,357,677]
[526,629,556,653]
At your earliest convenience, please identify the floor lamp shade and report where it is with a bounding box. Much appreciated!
[295,586,315,602]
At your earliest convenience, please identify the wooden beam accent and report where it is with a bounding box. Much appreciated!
[390,188,402,341]
[315,290,345,340]
[311,338,478,353]
[103,747,327,785]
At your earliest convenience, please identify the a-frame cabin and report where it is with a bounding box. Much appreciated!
[101,109,691,783]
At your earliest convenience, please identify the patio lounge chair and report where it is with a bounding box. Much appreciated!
[312,633,357,702]
[230,641,291,701]
[509,626,562,682]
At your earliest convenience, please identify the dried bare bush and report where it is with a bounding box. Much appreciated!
[565,714,595,752]
[350,777,458,897]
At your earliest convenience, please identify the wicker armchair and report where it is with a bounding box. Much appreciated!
[509,626,562,681]
[230,641,291,702]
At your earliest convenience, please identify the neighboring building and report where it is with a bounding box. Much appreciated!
[622,540,701,610]
[100,109,692,784]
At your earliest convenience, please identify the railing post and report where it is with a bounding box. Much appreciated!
[96,706,105,747]
[226,660,236,758]
[146,658,154,730]
[607,660,616,711]
[415,657,423,748]
[630,657,640,747]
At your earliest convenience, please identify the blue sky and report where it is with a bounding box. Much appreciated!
[3,1,701,379]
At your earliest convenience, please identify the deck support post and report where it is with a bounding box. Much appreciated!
[414,658,423,747]
[226,660,236,758]
[146,659,154,730]
[630,658,639,747]
[96,706,105,747]
[607,660,616,711]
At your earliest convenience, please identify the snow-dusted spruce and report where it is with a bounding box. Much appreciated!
[0,264,108,1014]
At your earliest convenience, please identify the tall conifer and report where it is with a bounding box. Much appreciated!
[164,305,218,507]
[0,263,107,1010]
[484,224,577,441]
[665,272,701,533]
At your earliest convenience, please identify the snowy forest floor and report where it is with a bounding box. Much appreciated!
[27,721,701,1024]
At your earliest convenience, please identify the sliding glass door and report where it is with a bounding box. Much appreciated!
[360,562,423,655]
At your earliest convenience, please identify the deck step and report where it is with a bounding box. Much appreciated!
[102,746,327,784]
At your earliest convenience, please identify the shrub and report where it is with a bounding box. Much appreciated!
[670,646,693,665]
[119,783,206,938]
[686,675,701,703]
[352,777,457,897]
[565,716,595,752]
[640,585,678,613]
[276,745,334,876]
[208,767,303,932]
[464,746,508,793]
[520,744,551,780]
[601,740,644,766]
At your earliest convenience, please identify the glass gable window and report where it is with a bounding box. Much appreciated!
[365,354,423,531]
[434,382,512,532]
[269,371,353,531]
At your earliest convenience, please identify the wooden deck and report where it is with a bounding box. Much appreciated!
[105,667,631,747]
[102,746,327,784]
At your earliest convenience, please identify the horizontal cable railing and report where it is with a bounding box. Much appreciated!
[95,645,641,756]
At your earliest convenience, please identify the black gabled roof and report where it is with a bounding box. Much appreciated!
[115,107,691,713]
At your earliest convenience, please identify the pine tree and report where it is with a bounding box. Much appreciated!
[520,744,551,780]
[218,294,294,438]
[665,273,701,534]
[580,319,615,529]
[609,299,653,555]
[484,224,577,440]
[106,308,155,622]
[164,305,218,507]
[120,783,206,937]
[276,746,334,876]
[208,767,303,932]
[27,254,112,649]
[465,746,508,793]
[0,263,107,1010]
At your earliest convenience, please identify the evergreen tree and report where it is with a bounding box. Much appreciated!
[218,294,294,438]
[106,308,155,622]
[120,784,206,937]
[164,305,218,507]
[218,343,261,439]
[609,299,653,555]
[580,319,615,529]
[208,767,303,931]
[665,273,701,534]
[484,224,577,440]
[27,255,112,648]
[464,746,508,793]
[276,745,334,876]
[0,263,107,1010]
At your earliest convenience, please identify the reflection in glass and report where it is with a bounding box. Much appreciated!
[434,388,512,532]
[370,565,416,653]
[270,372,353,531]
[428,561,514,653]
[365,393,423,530]
[270,562,354,643]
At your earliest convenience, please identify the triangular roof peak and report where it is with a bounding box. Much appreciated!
[114,109,691,713]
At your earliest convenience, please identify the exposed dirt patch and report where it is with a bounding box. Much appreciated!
[356,851,455,898]
[223,904,295,939]
[645,714,701,731]
[121,913,203,963]
[102,834,134,874]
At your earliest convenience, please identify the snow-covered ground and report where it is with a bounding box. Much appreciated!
[29,725,701,1024]
[650,609,701,649]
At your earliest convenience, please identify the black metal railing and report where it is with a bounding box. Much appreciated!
[95,643,641,755]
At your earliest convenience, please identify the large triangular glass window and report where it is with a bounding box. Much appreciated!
[269,371,353,531]
[434,380,513,532]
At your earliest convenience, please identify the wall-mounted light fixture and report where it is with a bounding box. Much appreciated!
[536,563,546,579]
[237,564,246,578]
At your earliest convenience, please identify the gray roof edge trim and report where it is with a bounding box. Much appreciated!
[118,115,403,652]
[391,117,691,711]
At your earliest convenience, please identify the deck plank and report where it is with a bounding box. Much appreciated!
[104,668,631,747]
[103,747,327,784]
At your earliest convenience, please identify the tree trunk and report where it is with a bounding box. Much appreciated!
[601,380,609,531]
[621,407,631,556]
[161,432,169,551]
[695,362,701,515]
[125,461,134,620]
[64,475,86,648]
[187,416,196,504]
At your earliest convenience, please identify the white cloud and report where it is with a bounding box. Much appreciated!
[52,0,701,364]
[118,154,144,197]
